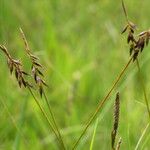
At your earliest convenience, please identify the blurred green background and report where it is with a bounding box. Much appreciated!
[0,0,150,149]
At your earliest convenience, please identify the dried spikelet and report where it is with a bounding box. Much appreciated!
[129,43,135,56]
[111,92,120,150]
[131,31,150,61]
[136,37,145,52]
[116,138,122,150]
[0,45,31,88]
[121,18,137,60]
[132,49,139,62]
[121,25,128,34]
[35,76,48,97]
[138,30,150,47]
[121,0,150,61]
[19,28,47,97]
[121,17,138,61]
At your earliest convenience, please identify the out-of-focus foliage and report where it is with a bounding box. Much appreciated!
[0,0,150,149]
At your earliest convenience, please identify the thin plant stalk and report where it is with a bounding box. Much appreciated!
[72,57,133,149]
[136,59,150,120]
[0,44,65,149]
[19,28,66,149]
[43,91,66,150]
[122,0,150,120]
[89,118,99,150]
[27,86,65,150]
[121,0,129,23]
[135,123,150,150]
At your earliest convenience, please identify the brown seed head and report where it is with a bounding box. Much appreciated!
[20,28,48,97]
[111,92,120,150]
[0,45,31,88]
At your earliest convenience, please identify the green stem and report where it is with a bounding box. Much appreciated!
[27,86,63,149]
[43,91,66,150]
[136,59,150,120]
[72,57,133,150]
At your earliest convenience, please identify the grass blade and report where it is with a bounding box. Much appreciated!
[89,119,99,150]
[72,57,132,149]
[27,86,65,149]
[135,123,149,150]
[43,91,66,150]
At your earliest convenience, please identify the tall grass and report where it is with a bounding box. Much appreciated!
[0,0,150,149]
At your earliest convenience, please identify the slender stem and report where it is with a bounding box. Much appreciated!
[43,91,66,150]
[135,123,150,150]
[27,86,63,149]
[19,29,66,149]
[136,59,150,120]
[121,0,129,23]
[72,57,133,150]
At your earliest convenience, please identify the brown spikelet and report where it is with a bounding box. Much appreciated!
[111,92,120,150]
[0,45,30,88]
[39,85,43,98]
[133,49,139,62]
[146,36,149,46]
[121,25,128,34]
[129,43,135,56]
[121,0,150,61]
[19,28,48,97]
[8,59,14,74]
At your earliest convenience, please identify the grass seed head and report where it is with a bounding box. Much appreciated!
[0,45,31,88]
[111,92,120,150]
[20,28,48,97]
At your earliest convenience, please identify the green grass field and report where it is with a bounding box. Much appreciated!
[0,0,150,149]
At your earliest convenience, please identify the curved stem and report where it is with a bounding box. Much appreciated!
[72,57,133,150]
[136,59,150,120]
[134,123,149,150]
[43,91,66,150]
[27,87,63,149]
